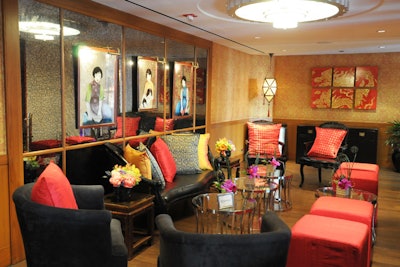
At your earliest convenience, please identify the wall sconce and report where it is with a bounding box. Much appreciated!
[262,53,277,117]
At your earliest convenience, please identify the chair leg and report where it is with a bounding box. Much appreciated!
[299,164,305,187]
[318,167,322,184]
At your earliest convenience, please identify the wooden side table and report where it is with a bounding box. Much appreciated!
[104,192,155,260]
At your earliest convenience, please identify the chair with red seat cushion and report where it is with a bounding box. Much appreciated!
[297,121,349,187]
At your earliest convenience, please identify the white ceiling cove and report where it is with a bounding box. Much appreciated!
[92,0,400,56]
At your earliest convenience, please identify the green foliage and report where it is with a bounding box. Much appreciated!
[385,120,400,149]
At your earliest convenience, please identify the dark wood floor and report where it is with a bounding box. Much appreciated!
[128,160,400,267]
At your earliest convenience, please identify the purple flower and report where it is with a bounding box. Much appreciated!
[338,177,352,189]
[248,165,259,178]
[221,179,237,193]
[269,157,281,167]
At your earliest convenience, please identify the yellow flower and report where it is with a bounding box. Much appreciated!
[215,137,236,154]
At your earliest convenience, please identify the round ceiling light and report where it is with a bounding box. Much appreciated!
[227,0,349,29]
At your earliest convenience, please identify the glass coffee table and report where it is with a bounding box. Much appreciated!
[192,192,256,234]
[315,186,377,243]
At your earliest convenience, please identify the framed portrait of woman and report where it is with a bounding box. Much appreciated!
[172,61,194,119]
[75,45,118,129]
[137,56,158,111]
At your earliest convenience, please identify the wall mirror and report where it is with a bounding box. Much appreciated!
[19,0,62,152]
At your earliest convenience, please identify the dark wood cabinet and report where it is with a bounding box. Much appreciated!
[296,125,378,164]
[345,128,378,164]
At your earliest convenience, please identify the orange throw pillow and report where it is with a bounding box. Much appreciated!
[124,144,152,179]
[154,117,174,132]
[307,127,347,159]
[247,122,282,158]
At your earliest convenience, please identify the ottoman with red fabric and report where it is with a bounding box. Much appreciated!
[335,162,379,195]
[309,196,374,265]
[286,214,369,267]
[335,162,379,225]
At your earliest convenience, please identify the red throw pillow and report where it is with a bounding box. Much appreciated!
[307,127,347,159]
[31,162,78,209]
[247,122,282,158]
[114,116,141,138]
[150,137,176,183]
[66,136,96,145]
[154,117,174,132]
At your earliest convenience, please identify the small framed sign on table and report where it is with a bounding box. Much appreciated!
[217,192,234,209]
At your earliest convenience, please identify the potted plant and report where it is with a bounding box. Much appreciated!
[385,120,400,172]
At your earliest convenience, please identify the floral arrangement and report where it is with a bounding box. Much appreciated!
[333,146,359,190]
[247,156,281,178]
[214,179,237,193]
[109,164,141,188]
[215,137,236,157]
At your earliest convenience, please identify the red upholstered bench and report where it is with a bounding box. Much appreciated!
[286,214,369,267]
[309,196,374,265]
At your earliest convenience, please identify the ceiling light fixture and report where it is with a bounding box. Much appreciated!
[227,0,349,29]
[19,21,80,40]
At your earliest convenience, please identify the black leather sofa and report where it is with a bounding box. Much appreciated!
[103,142,216,215]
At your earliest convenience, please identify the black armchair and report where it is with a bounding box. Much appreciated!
[297,121,349,187]
[155,211,291,267]
[13,183,127,267]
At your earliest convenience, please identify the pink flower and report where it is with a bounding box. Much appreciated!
[221,179,237,193]
[248,165,259,178]
[338,177,352,189]
[269,157,281,167]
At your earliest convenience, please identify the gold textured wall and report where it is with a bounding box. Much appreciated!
[274,53,400,123]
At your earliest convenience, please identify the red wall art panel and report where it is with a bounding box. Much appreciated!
[333,67,355,87]
[354,88,377,110]
[331,88,354,109]
[311,88,331,108]
[311,67,333,87]
[355,66,378,88]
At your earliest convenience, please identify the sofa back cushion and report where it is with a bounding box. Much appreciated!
[124,144,152,179]
[150,138,177,183]
[161,134,202,175]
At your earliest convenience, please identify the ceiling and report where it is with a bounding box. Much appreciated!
[92,0,400,56]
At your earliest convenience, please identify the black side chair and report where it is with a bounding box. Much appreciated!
[297,121,349,187]
[155,211,291,267]
[13,183,128,267]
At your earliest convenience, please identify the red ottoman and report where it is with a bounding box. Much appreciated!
[309,196,374,265]
[286,214,369,267]
[335,162,379,195]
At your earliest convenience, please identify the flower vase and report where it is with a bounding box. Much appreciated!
[113,186,133,202]
[336,186,351,197]
[221,150,232,180]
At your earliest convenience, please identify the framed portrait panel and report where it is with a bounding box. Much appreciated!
[172,61,194,118]
[75,46,118,128]
[137,56,158,110]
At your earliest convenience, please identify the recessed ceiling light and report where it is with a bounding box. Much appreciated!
[254,36,261,39]
[379,46,386,49]
[377,29,386,33]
